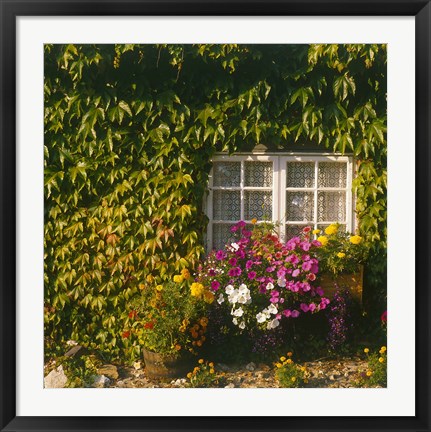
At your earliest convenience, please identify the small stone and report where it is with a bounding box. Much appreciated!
[217,363,231,372]
[92,374,110,388]
[64,345,86,359]
[44,365,68,388]
[224,383,235,388]
[245,362,256,372]
[329,375,335,380]
[97,364,119,380]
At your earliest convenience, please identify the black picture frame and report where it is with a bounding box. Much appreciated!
[1,1,429,431]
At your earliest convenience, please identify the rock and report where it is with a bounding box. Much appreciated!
[224,383,235,388]
[64,345,86,359]
[171,378,187,386]
[245,362,256,372]
[97,364,119,380]
[217,363,231,372]
[92,374,110,388]
[44,365,68,388]
[329,375,335,380]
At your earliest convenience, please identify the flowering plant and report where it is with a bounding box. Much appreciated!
[197,221,330,336]
[126,270,213,356]
[311,224,368,276]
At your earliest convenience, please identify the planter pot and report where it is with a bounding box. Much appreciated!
[142,348,196,380]
[319,265,363,303]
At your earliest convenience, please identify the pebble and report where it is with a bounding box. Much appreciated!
[224,383,235,388]
[245,362,256,371]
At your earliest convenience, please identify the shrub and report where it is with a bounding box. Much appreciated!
[274,352,310,388]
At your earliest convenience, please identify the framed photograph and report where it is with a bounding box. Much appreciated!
[1,1,429,431]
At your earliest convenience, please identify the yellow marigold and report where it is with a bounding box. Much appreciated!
[312,229,321,235]
[379,357,385,363]
[350,235,362,245]
[366,370,372,377]
[325,224,338,235]
[181,269,191,280]
[280,356,286,362]
[317,235,328,246]
[287,351,293,357]
[203,290,215,304]
[337,252,346,258]
[156,284,163,291]
[286,359,293,364]
[198,358,204,364]
[291,377,296,382]
[190,282,205,298]
[364,348,369,353]
[209,362,214,368]
[187,372,192,379]
[193,367,199,373]
[251,218,258,224]
[173,274,184,283]
[199,317,209,327]
[275,363,282,368]
[380,346,387,352]
[210,368,215,374]
[174,344,181,351]
[146,274,154,283]
[196,340,203,347]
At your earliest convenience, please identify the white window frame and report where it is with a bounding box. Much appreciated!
[206,153,355,251]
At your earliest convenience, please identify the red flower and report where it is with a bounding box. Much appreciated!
[381,310,387,323]
[302,226,312,233]
[122,331,131,338]
[144,321,154,329]
[128,310,138,319]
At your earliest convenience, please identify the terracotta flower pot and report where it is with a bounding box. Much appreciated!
[142,348,196,380]
[319,265,364,303]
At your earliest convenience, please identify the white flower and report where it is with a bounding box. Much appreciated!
[232,318,238,325]
[237,293,251,304]
[266,282,274,290]
[256,312,268,323]
[228,289,239,304]
[230,242,240,251]
[277,278,286,287]
[267,304,278,315]
[217,294,225,304]
[225,284,234,294]
[232,307,244,317]
[267,318,280,329]
[238,284,249,294]
[239,321,246,330]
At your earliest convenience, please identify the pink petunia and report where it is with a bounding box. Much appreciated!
[247,271,257,280]
[292,269,300,277]
[211,280,221,291]
[291,310,300,318]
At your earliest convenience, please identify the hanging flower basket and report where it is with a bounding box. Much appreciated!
[142,348,196,380]
[319,265,364,303]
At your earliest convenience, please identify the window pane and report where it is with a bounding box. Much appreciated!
[244,191,272,220]
[213,190,241,220]
[285,224,308,239]
[244,161,272,187]
[286,162,315,188]
[213,162,240,187]
[212,224,235,251]
[286,191,314,221]
[317,191,346,222]
[318,162,347,188]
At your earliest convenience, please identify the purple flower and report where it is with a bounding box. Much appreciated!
[247,271,257,280]
[282,309,291,317]
[215,250,226,260]
[246,260,254,269]
[292,269,300,278]
[300,241,311,251]
[230,225,238,232]
[302,261,312,271]
[236,249,246,259]
[315,287,324,296]
[308,303,316,312]
[300,303,309,313]
[228,257,238,266]
[228,267,242,277]
[208,268,216,277]
[242,229,252,237]
[266,266,275,273]
[291,310,300,318]
[237,220,246,228]
[211,280,221,291]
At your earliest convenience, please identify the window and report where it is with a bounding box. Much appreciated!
[206,154,354,251]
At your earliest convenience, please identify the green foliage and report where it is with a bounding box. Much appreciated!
[356,346,387,387]
[274,353,311,388]
[44,44,386,360]
[187,359,224,388]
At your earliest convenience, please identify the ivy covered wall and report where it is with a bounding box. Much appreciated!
[44,44,386,359]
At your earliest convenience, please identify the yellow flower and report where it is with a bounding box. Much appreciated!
[203,290,215,304]
[209,368,215,374]
[304,379,309,384]
[364,348,369,353]
[280,356,286,362]
[350,235,362,245]
[317,236,328,246]
[174,344,181,351]
[312,229,321,235]
[190,282,205,297]
[366,370,372,377]
[291,377,296,382]
[275,363,282,368]
[325,224,338,235]
[380,346,387,353]
[193,367,199,373]
[286,359,293,364]
[156,284,163,291]
[287,351,293,357]
[198,358,204,364]
[196,340,203,347]
[146,274,154,283]
[209,362,214,368]
[337,252,346,258]
[251,218,257,224]
[181,269,191,280]
[173,274,184,283]
[199,317,209,327]
[187,372,192,379]
[379,357,385,363]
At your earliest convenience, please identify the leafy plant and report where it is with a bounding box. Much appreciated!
[274,352,311,388]
[186,358,224,387]
[356,346,387,387]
